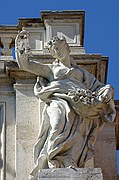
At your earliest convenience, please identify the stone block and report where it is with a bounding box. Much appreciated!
[37,168,103,180]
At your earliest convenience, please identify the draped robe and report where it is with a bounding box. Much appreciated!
[31,63,116,175]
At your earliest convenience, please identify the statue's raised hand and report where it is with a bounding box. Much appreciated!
[15,30,31,56]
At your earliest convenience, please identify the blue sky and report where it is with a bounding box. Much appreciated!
[0,0,119,174]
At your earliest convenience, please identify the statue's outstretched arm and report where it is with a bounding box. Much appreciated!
[15,30,53,79]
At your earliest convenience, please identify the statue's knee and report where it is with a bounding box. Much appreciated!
[47,101,65,116]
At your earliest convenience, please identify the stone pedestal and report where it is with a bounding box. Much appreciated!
[37,168,103,180]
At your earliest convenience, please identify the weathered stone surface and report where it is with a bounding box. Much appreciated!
[37,168,103,180]
[14,82,39,180]
[0,78,16,180]
[94,123,117,180]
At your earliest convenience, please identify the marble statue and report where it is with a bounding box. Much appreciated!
[15,30,116,176]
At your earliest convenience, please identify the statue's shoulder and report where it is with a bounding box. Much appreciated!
[71,64,86,74]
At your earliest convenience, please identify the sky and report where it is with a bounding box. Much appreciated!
[0,0,119,174]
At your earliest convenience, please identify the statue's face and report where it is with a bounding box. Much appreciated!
[48,37,70,61]
[16,30,30,52]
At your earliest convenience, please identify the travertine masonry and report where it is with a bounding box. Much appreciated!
[38,168,103,180]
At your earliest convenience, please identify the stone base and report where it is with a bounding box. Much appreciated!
[36,168,103,180]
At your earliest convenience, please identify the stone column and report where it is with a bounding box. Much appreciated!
[14,80,39,180]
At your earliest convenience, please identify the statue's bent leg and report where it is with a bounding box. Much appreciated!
[47,100,66,146]
[46,100,66,168]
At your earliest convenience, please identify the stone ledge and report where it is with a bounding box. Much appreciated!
[0,56,14,61]
[14,83,34,90]
[34,168,103,180]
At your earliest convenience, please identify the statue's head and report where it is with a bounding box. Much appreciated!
[47,36,70,60]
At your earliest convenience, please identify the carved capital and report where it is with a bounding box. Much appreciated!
[0,37,13,56]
